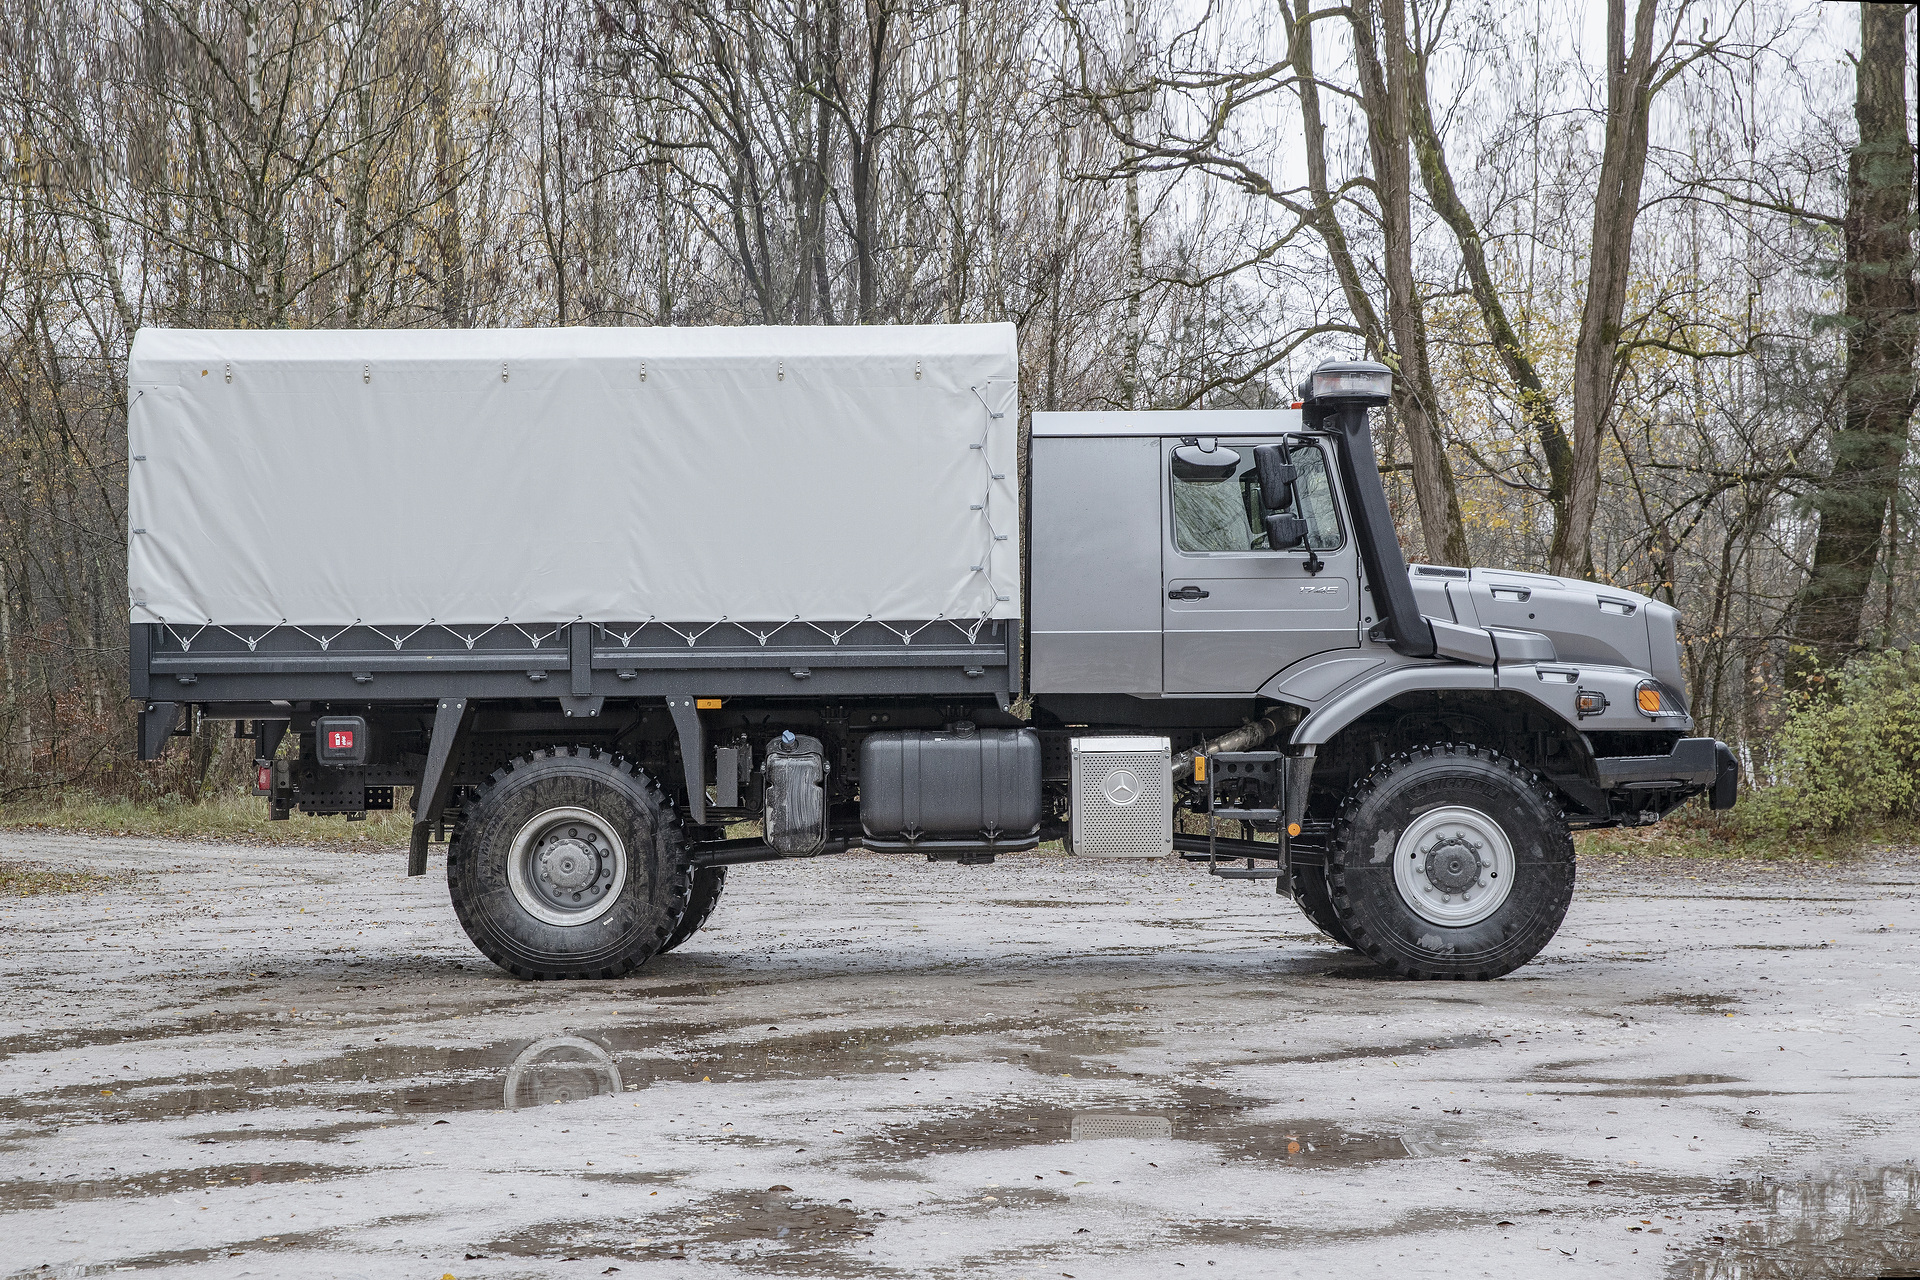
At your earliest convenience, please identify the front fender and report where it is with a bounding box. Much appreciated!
[1287,662,1504,745]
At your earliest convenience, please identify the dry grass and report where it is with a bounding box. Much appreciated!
[1574,804,1919,862]
[0,791,412,850]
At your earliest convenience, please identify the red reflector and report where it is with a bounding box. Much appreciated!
[257,765,272,790]
[327,730,355,750]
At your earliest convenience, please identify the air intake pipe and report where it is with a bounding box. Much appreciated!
[1302,360,1437,660]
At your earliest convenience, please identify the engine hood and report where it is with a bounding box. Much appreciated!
[1407,565,1690,713]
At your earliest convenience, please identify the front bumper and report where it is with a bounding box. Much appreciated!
[1591,736,1739,814]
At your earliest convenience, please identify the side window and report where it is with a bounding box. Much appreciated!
[1171,440,1342,553]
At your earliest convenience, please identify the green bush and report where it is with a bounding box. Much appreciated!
[1739,648,1920,841]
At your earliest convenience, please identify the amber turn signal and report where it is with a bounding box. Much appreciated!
[1636,686,1663,714]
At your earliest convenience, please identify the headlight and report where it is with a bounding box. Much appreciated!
[1304,360,1392,406]
[1635,681,1681,717]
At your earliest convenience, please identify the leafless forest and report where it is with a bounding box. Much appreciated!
[0,0,1914,799]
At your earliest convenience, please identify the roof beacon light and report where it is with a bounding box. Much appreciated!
[1304,359,1393,406]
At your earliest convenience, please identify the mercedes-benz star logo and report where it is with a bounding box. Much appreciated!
[1101,768,1143,806]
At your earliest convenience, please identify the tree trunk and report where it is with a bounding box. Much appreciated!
[345,0,375,325]
[1291,0,1384,356]
[1790,4,1917,676]
[1405,14,1573,555]
[428,0,468,327]
[1351,0,1467,566]
[1562,0,1659,579]
[945,0,971,324]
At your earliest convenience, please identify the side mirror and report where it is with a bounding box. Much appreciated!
[1264,512,1308,550]
[1171,441,1240,482]
[1253,444,1297,510]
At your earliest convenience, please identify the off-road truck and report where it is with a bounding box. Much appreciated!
[126,324,1737,979]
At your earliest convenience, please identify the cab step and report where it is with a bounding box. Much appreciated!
[1193,750,1291,892]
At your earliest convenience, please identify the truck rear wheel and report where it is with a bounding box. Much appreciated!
[447,747,691,979]
[658,866,727,954]
[1326,743,1573,980]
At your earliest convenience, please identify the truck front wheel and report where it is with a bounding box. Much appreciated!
[1326,743,1573,980]
[1288,858,1357,951]
[448,747,692,979]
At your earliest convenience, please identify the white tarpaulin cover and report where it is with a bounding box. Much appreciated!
[127,325,1021,627]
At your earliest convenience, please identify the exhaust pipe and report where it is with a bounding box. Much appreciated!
[1172,715,1284,781]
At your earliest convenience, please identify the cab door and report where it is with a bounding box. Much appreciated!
[1161,436,1360,694]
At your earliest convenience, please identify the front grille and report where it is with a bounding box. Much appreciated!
[1070,736,1172,858]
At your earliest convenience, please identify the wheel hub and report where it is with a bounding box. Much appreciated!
[538,835,603,894]
[1421,837,1484,895]
[506,807,629,927]
[1390,806,1516,927]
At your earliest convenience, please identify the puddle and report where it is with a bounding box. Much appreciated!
[1675,1165,1920,1279]
[187,1119,390,1143]
[0,979,757,1063]
[1629,994,1742,1014]
[1517,1071,1790,1100]
[475,1186,881,1271]
[1531,1074,1746,1088]
[2,1014,1107,1126]
[10,1227,344,1276]
[0,1160,355,1211]
[1260,1032,1496,1065]
[846,1083,1420,1171]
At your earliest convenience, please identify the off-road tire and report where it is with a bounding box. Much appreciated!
[658,865,727,954]
[1326,743,1574,980]
[1288,857,1357,949]
[448,746,691,979]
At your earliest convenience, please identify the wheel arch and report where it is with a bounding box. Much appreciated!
[1290,676,1597,822]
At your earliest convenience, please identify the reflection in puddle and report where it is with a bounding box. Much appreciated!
[1677,1166,1920,1280]
[503,1036,623,1110]
[1070,1112,1171,1140]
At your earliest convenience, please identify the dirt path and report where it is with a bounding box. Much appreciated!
[1,833,1916,1278]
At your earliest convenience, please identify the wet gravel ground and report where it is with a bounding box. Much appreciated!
[1,831,1917,1280]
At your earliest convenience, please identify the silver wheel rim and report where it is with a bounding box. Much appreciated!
[506,805,628,927]
[1391,805,1515,927]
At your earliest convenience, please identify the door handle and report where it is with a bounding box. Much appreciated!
[1168,585,1210,600]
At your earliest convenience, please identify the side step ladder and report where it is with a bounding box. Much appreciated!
[1196,751,1288,891]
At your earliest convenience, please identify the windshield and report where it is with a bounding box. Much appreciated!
[1171,438,1342,553]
